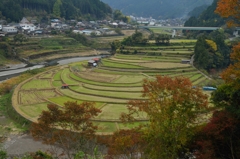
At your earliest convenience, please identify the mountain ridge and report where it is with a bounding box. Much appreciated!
[101,0,213,19]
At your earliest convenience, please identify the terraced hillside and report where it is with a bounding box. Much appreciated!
[12,42,212,134]
[15,36,110,64]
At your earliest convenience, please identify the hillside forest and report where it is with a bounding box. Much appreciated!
[184,0,225,27]
[0,0,112,22]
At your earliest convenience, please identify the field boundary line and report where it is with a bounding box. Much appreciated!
[11,65,59,123]
[68,87,144,100]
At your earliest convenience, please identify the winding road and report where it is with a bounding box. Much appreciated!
[0,55,104,82]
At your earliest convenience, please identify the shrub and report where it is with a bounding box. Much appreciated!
[0,150,7,159]
[51,30,58,35]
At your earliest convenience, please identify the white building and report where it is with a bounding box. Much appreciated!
[20,24,36,31]
[20,17,37,31]
[73,30,83,34]
[94,30,102,36]
[82,30,93,35]
[0,25,2,31]
[2,26,18,34]
[149,22,155,26]
[110,22,118,28]
[53,23,61,29]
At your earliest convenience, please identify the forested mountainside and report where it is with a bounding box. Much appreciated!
[0,0,112,22]
[184,0,225,27]
[187,5,209,17]
[101,0,213,19]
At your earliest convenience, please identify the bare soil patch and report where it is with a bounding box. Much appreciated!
[138,62,190,69]
[110,57,146,63]
[19,89,60,105]
[122,30,135,36]
[77,71,120,83]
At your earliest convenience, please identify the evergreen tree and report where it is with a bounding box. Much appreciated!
[194,36,209,69]
[194,31,230,71]
[53,0,62,18]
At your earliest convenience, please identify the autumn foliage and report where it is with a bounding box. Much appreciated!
[195,111,240,159]
[193,57,240,158]
[106,127,145,158]
[120,76,208,159]
[210,43,240,116]
[221,43,240,87]
[0,74,30,95]
[215,0,240,26]
[31,101,101,159]
[193,4,240,157]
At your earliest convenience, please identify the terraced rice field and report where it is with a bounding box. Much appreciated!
[13,44,212,133]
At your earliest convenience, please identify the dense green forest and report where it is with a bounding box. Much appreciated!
[101,0,212,19]
[0,0,112,22]
[184,0,225,27]
[194,30,230,72]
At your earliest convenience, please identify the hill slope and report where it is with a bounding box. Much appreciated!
[101,0,213,19]
[0,0,112,22]
[184,0,225,27]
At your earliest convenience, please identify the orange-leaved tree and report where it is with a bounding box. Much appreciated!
[221,43,240,87]
[107,127,145,158]
[211,43,240,115]
[215,0,240,27]
[199,44,240,159]
[121,76,208,159]
[31,101,101,159]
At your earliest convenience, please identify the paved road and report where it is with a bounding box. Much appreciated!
[0,65,44,77]
[0,55,105,81]
[0,63,27,71]
[57,55,102,65]
[140,26,221,31]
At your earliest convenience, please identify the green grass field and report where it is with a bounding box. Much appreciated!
[21,79,52,90]
[61,68,79,85]
[150,28,172,34]
[53,69,63,80]
[19,103,49,118]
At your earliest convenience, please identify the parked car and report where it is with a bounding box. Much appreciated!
[35,30,43,34]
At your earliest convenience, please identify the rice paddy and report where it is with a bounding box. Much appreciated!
[12,41,213,133]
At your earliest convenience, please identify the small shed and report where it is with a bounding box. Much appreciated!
[88,60,96,67]
[61,84,69,89]
[181,59,191,64]
[92,58,101,63]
